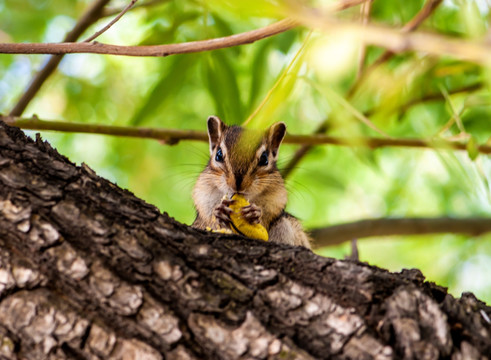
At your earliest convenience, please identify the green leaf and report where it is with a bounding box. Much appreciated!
[129,55,197,126]
[204,51,243,123]
[466,135,479,160]
[247,38,272,112]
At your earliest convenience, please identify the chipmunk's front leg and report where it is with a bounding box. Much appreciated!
[213,199,234,228]
[241,203,262,224]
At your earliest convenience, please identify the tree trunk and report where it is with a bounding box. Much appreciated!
[0,121,489,360]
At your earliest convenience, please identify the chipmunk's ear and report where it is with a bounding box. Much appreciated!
[207,116,226,154]
[267,122,286,157]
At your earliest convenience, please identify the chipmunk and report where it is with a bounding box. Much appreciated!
[192,116,311,248]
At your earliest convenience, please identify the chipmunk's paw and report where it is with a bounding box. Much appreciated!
[241,203,262,224]
[229,194,268,241]
[213,200,234,228]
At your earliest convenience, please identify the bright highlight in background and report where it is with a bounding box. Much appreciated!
[308,32,360,82]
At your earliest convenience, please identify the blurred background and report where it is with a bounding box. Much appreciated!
[1,0,490,302]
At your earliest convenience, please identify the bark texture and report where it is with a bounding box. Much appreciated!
[0,121,489,360]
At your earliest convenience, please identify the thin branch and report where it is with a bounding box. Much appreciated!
[1,116,207,144]
[102,0,166,18]
[84,0,138,43]
[296,13,491,64]
[310,217,491,248]
[3,116,491,155]
[402,0,443,32]
[354,0,373,83]
[282,0,443,178]
[0,19,298,57]
[9,0,111,117]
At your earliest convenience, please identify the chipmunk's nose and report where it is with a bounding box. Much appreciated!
[235,173,243,191]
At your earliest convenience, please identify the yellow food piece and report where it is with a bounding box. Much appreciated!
[206,226,233,234]
[229,194,269,241]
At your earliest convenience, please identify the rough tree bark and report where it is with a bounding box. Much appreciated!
[0,120,489,360]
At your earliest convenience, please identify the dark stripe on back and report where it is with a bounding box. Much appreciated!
[269,210,288,228]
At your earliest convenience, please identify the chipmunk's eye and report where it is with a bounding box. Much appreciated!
[258,151,268,166]
[215,147,224,162]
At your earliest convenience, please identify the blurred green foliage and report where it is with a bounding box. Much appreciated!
[1,0,490,303]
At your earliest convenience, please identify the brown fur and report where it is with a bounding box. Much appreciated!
[192,116,311,248]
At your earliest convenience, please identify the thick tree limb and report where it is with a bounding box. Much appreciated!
[311,217,491,248]
[4,116,491,155]
[9,0,111,117]
[0,120,490,359]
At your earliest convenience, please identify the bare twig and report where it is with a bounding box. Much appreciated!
[102,0,166,17]
[84,0,138,42]
[310,217,491,248]
[9,0,111,117]
[402,0,443,32]
[354,0,373,82]
[3,116,491,155]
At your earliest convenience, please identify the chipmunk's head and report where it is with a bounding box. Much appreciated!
[204,115,286,199]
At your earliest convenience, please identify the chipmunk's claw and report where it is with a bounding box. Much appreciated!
[214,201,233,228]
[241,204,262,224]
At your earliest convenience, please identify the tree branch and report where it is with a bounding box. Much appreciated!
[102,0,168,18]
[3,116,491,155]
[310,217,491,248]
[0,19,297,57]
[1,120,489,359]
[84,0,138,43]
[5,0,366,117]
[8,0,111,117]
[296,13,491,64]
[1,116,208,144]
[354,0,373,83]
